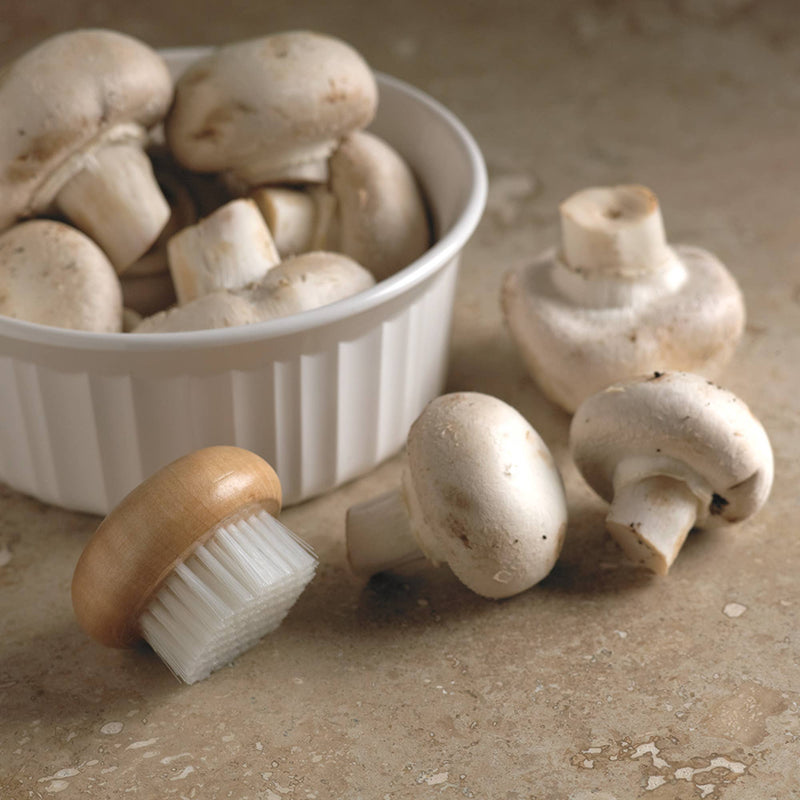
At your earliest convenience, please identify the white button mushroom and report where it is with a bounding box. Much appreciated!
[251,131,430,281]
[502,185,745,412]
[167,198,281,304]
[0,220,122,332]
[134,251,375,333]
[570,371,774,575]
[0,30,174,271]
[327,131,431,281]
[165,31,378,186]
[347,392,568,598]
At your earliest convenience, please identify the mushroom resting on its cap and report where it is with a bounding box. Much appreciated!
[0,29,173,271]
[165,31,378,186]
[502,185,745,412]
[347,392,568,598]
[570,371,774,575]
[0,220,122,332]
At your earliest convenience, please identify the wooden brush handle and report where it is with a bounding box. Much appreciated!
[72,446,282,648]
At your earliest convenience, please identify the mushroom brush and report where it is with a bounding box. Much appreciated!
[346,392,568,598]
[502,184,745,412]
[570,372,774,575]
[71,446,318,684]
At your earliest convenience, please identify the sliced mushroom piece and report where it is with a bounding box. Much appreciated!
[0,220,122,332]
[570,372,774,575]
[167,198,280,304]
[502,185,745,412]
[347,392,568,598]
[0,30,174,271]
[165,31,377,186]
[135,251,374,333]
[329,131,431,281]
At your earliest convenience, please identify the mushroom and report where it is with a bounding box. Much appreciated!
[72,446,318,684]
[120,270,177,317]
[502,185,745,412]
[135,251,374,333]
[125,158,199,278]
[0,220,122,332]
[570,372,774,575]
[165,31,377,186]
[167,198,280,304]
[346,392,568,598]
[327,130,431,281]
[0,29,173,271]
[249,186,336,258]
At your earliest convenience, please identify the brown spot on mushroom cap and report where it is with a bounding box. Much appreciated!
[5,129,82,184]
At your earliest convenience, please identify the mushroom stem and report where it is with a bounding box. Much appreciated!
[55,141,171,273]
[167,198,280,305]
[559,185,672,278]
[605,475,701,575]
[251,186,337,258]
[346,488,425,577]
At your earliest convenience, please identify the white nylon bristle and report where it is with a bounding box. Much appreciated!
[139,508,317,684]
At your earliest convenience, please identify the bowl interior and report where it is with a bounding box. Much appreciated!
[0,50,487,354]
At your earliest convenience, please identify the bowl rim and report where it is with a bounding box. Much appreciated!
[0,68,487,352]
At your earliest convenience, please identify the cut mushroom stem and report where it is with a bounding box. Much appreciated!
[251,186,338,258]
[347,489,425,576]
[54,136,171,273]
[560,185,672,278]
[167,198,280,304]
[605,476,702,575]
[570,372,775,574]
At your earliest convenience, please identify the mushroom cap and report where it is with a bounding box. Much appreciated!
[0,29,173,227]
[133,289,262,333]
[570,372,774,528]
[502,243,745,412]
[134,251,374,333]
[71,446,282,648]
[165,31,377,184]
[402,392,568,598]
[248,251,375,319]
[329,130,431,281]
[0,220,122,331]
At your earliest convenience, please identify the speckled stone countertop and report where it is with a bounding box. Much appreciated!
[2,2,799,798]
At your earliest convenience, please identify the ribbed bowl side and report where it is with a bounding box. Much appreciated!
[0,259,459,515]
[0,64,486,516]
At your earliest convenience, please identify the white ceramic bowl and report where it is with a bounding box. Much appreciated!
[0,48,487,515]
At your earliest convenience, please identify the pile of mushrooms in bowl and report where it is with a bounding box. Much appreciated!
[0,29,488,514]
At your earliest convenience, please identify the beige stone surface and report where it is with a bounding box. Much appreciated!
[1,2,799,798]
